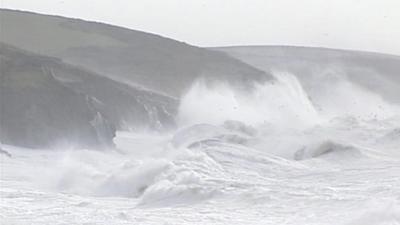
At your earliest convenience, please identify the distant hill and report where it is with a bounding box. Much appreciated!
[0,9,269,97]
[215,46,400,104]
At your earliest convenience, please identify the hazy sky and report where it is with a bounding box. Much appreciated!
[2,0,400,55]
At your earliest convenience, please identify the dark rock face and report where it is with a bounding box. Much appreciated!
[0,44,115,149]
[0,44,176,149]
[45,55,178,132]
[0,9,270,97]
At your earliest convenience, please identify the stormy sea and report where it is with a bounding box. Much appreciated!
[1,9,400,225]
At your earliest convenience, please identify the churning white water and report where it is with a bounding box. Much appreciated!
[2,71,400,225]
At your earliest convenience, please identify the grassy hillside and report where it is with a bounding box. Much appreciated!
[0,9,269,97]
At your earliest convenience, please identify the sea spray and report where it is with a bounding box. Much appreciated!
[178,71,320,128]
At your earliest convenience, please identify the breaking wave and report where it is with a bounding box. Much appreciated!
[3,69,400,210]
[178,72,320,128]
[179,70,400,128]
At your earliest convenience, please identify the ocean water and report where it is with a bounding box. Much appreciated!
[1,71,400,225]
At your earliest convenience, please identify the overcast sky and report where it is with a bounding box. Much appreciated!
[2,0,400,55]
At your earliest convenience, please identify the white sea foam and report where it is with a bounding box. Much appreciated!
[2,69,400,225]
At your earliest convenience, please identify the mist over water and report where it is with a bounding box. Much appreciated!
[178,70,400,129]
[3,69,400,224]
[178,72,320,128]
[304,67,400,121]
